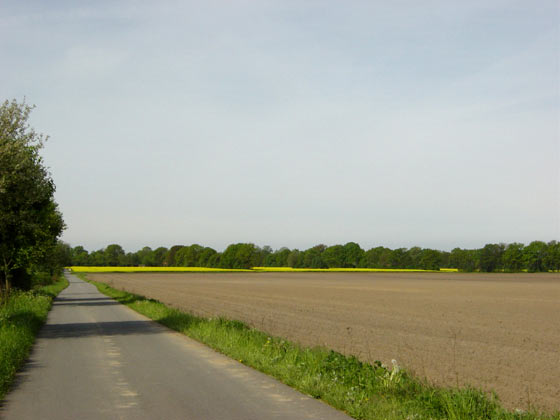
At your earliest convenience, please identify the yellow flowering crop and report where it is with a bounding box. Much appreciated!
[68,266,252,273]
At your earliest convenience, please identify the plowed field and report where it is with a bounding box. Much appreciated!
[87,272,560,412]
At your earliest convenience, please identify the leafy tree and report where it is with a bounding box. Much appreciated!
[544,240,560,272]
[286,249,302,268]
[198,247,217,266]
[523,241,548,272]
[449,248,478,272]
[360,246,386,268]
[343,242,364,268]
[378,248,394,268]
[220,243,259,269]
[39,241,72,277]
[115,252,133,266]
[89,250,106,266]
[164,245,184,266]
[503,243,524,272]
[136,246,156,266]
[0,99,64,293]
[255,246,273,267]
[419,249,441,270]
[302,244,327,268]
[153,247,168,266]
[176,244,204,267]
[71,246,90,266]
[206,251,221,268]
[389,248,410,269]
[322,245,345,268]
[407,247,423,269]
[479,243,505,272]
[276,247,292,266]
[439,251,451,268]
[104,244,125,266]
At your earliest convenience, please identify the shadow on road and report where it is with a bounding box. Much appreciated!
[53,297,121,307]
[40,320,164,339]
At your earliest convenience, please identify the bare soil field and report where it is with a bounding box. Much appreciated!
[87,272,560,413]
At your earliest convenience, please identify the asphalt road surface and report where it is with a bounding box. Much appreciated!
[0,274,351,420]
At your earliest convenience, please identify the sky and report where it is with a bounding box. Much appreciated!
[1,0,558,252]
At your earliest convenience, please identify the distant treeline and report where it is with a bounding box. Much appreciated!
[61,241,559,272]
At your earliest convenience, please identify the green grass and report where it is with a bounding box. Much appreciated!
[0,275,68,399]
[81,274,558,420]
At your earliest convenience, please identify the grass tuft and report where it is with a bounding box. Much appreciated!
[83,274,558,420]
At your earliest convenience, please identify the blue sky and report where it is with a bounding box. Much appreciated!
[1,1,558,251]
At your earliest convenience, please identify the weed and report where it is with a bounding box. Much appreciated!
[0,276,68,399]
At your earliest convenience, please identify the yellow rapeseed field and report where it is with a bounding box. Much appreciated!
[69,266,252,273]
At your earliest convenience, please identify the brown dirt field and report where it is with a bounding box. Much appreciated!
[87,272,560,413]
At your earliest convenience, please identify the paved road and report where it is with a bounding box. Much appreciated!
[0,274,351,420]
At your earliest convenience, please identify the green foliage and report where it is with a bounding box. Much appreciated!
[220,243,260,269]
[419,249,442,270]
[303,244,328,268]
[103,244,125,266]
[164,245,185,266]
[68,240,558,272]
[175,244,205,267]
[152,247,168,266]
[323,245,346,268]
[450,248,479,272]
[545,241,560,272]
[0,99,65,293]
[71,246,90,266]
[479,244,505,273]
[0,275,67,399]
[503,243,524,272]
[523,241,548,273]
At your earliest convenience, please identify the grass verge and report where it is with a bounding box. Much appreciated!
[82,274,557,420]
[0,275,68,399]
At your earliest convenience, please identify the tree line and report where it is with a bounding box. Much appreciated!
[0,100,65,294]
[63,240,559,272]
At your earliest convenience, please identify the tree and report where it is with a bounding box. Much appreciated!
[523,241,548,272]
[360,246,386,268]
[419,249,441,270]
[449,248,478,272]
[343,242,364,268]
[164,245,184,266]
[136,246,156,266]
[479,243,505,272]
[71,246,90,266]
[220,243,259,269]
[89,249,106,266]
[544,241,560,272]
[302,244,327,268]
[0,99,64,294]
[153,247,168,266]
[322,245,345,268]
[286,249,302,268]
[503,243,524,272]
[176,244,204,267]
[407,247,423,269]
[40,241,72,278]
[198,247,217,267]
[389,248,410,268]
[104,244,125,266]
